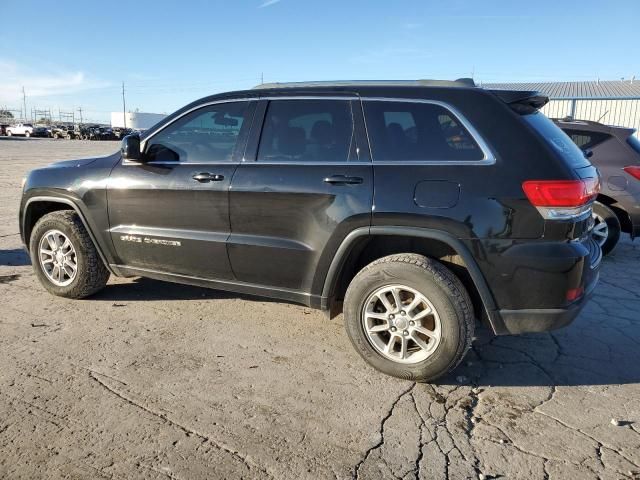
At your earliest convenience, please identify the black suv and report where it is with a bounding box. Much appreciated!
[554,118,640,254]
[19,80,601,381]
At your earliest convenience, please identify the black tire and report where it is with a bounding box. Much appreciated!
[592,202,621,256]
[30,211,110,298]
[343,253,474,382]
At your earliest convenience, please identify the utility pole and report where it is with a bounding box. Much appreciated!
[77,107,83,124]
[22,86,27,122]
[261,72,264,85]
[121,81,127,129]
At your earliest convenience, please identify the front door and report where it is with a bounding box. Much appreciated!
[108,100,256,280]
[228,97,373,295]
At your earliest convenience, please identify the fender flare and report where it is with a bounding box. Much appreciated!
[23,195,116,275]
[321,225,501,332]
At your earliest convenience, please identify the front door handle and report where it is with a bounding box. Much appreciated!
[192,172,224,183]
[323,175,364,185]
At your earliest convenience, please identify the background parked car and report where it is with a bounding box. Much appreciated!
[31,126,50,138]
[0,124,9,136]
[6,123,34,137]
[555,118,640,254]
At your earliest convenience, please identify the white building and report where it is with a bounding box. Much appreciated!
[110,111,167,130]
[485,80,640,138]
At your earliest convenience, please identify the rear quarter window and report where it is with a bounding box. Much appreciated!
[522,112,590,167]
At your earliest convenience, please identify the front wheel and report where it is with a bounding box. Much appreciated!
[343,254,474,382]
[25,131,30,137]
[30,211,110,298]
[592,202,621,255]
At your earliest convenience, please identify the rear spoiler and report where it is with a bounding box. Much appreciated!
[488,89,549,114]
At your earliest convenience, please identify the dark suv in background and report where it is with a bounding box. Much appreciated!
[19,80,601,381]
[554,118,640,254]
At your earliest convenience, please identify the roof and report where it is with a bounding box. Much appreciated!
[484,80,640,100]
[253,78,477,89]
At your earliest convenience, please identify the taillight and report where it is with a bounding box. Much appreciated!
[522,178,600,220]
[623,166,640,180]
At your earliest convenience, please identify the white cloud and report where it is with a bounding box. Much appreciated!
[259,0,281,8]
[0,60,112,105]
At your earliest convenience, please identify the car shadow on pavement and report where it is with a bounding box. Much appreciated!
[433,321,640,388]
[0,248,31,266]
[93,277,295,305]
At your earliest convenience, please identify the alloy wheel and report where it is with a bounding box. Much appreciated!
[362,284,442,364]
[38,229,78,286]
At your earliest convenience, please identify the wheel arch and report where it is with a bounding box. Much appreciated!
[22,196,115,275]
[321,226,501,332]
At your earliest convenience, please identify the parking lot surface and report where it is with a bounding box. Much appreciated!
[1,138,639,479]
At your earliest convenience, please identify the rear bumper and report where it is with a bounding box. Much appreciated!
[472,235,601,335]
[495,269,599,334]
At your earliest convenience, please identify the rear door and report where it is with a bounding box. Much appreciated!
[228,96,373,294]
[108,100,255,279]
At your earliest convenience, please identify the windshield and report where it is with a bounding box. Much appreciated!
[522,112,590,167]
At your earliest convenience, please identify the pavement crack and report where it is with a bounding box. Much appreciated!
[534,409,640,470]
[89,371,272,479]
[352,382,416,479]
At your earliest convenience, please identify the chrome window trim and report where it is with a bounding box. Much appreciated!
[361,97,496,165]
[131,94,495,167]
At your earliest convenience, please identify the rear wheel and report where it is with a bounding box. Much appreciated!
[25,131,30,138]
[7,130,12,136]
[592,202,621,255]
[343,254,474,382]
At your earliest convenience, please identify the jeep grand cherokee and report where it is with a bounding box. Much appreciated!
[19,79,601,381]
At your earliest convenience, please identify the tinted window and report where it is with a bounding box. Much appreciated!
[564,129,610,150]
[522,112,589,167]
[627,135,640,155]
[145,102,250,163]
[364,101,484,161]
[257,100,355,162]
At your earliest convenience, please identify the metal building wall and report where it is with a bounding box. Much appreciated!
[542,98,640,138]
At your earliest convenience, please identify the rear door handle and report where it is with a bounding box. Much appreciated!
[323,175,364,185]
[192,172,224,183]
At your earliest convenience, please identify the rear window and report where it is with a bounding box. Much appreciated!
[522,112,590,167]
[564,129,611,150]
[627,135,640,155]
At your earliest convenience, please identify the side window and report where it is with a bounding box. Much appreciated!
[565,130,610,150]
[257,100,355,162]
[364,101,485,161]
[144,102,251,163]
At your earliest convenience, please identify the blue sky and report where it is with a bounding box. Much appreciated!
[1,0,637,123]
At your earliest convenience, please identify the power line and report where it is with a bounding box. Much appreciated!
[121,81,127,129]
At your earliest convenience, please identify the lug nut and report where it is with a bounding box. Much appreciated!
[409,321,415,326]
[400,310,406,316]
[403,330,408,336]
[391,326,397,332]
[389,314,395,320]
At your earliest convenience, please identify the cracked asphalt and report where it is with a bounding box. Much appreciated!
[1,138,639,479]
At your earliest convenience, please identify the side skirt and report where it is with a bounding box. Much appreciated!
[111,264,324,309]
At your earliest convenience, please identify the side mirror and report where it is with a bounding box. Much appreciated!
[121,134,141,161]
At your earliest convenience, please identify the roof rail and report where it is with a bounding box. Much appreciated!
[252,78,477,90]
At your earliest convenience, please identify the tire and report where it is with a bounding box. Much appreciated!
[592,202,621,255]
[343,253,474,382]
[6,130,11,136]
[30,211,110,298]
[25,131,30,138]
